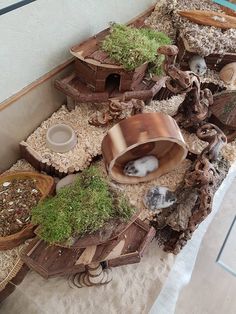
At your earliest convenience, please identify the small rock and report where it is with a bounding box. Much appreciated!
[56,174,79,193]
[143,186,177,211]
[3,182,11,187]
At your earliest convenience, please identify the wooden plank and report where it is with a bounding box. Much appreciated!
[91,238,121,262]
[71,38,99,56]
[131,64,148,90]
[139,226,156,257]
[107,252,140,267]
[89,50,109,62]
[75,60,96,86]
[11,264,29,285]
[0,283,16,303]
[94,80,106,92]
[105,240,126,260]
[178,10,236,29]
[22,238,85,278]
[20,141,42,172]
[120,80,133,92]
[55,76,109,103]
[75,245,97,265]
[95,67,124,79]
[22,219,155,277]
[20,141,68,178]
[102,57,120,66]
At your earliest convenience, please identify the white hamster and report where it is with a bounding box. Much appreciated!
[123,156,159,177]
[189,55,207,76]
[144,186,177,211]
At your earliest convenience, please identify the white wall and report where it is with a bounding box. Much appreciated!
[0,66,73,172]
[0,0,154,103]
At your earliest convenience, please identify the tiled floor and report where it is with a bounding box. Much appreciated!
[175,178,236,314]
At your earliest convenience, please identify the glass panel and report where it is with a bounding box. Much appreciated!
[216,216,236,276]
[0,0,36,15]
[0,1,18,10]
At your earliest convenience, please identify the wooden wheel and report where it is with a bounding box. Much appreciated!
[102,112,188,184]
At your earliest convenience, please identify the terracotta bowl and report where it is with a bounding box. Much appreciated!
[102,112,188,184]
[0,172,54,250]
[46,124,77,153]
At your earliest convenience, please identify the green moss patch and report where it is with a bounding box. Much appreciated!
[101,24,171,75]
[31,167,136,244]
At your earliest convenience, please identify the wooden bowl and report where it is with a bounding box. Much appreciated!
[102,112,188,184]
[0,172,54,250]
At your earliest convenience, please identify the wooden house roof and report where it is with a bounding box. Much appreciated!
[70,5,155,69]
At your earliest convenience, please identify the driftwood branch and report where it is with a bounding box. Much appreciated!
[88,99,145,127]
[158,45,214,129]
[152,123,229,254]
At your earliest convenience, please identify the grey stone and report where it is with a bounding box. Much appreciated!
[56,174,78,193]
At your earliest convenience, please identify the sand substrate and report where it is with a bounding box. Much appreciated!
[145,0,236,56]
[0,241,174,314]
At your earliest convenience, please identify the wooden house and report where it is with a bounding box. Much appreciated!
[54,7,166,107]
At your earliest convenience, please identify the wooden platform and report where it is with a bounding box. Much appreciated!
[20,141,69,178]
[21,219,155,279]
[54,72,166,105]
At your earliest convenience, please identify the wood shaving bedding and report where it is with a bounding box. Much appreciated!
[144,94,185,116]
[4,160,36,173]
[26,104,111,173]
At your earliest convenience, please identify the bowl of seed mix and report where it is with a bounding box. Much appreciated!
[0,172,54,250]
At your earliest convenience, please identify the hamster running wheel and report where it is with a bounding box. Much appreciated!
[102,112,188,184]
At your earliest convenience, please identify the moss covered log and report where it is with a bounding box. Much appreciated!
[31,167,136,244]
[101,23,171,75]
